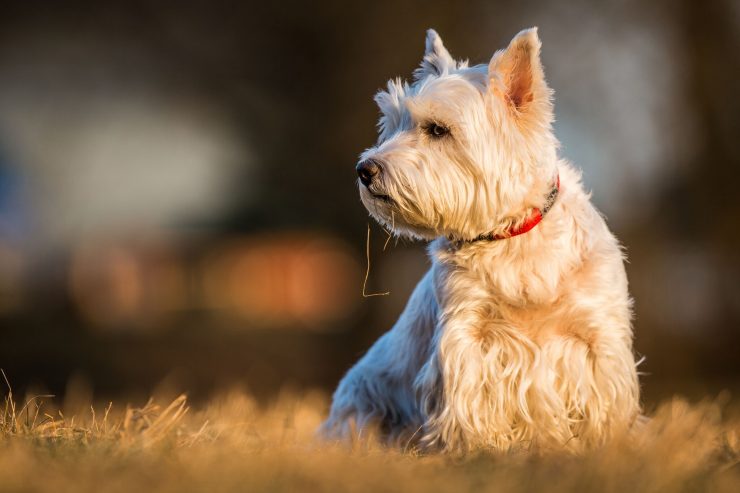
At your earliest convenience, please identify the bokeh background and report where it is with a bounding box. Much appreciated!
[0,0,738,407]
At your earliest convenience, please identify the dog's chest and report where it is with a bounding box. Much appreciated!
[431,253,569,347]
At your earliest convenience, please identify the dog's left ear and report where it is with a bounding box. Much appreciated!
[414,29,456,81]
[488,28,551,116]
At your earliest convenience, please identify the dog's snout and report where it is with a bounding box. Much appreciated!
[356,159,380,187]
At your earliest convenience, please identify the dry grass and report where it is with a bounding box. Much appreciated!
[1,377,739,493]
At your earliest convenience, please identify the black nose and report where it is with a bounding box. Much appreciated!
[356,159,380,187]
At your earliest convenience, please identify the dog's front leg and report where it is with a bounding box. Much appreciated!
[416,293,544,454]
[321,270,437,446]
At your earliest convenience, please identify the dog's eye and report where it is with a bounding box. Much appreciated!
[425,122,450,138]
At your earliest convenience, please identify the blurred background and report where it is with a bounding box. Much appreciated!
[0,0,738,407]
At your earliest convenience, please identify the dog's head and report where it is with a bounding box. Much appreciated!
[357,28,559,241]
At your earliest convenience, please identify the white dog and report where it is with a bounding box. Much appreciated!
[322,28,641,454]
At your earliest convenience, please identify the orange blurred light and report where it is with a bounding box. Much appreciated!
[200,233,360,329]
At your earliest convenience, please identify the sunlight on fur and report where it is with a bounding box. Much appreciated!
[327,27,643,453]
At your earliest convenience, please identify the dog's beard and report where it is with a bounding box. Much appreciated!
[358,184,439,240]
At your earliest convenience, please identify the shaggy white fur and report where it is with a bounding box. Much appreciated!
[321,28,641,454]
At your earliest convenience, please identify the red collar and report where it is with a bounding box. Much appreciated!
[462,174,560,244]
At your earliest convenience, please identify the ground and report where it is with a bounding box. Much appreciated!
[1,384,739,493]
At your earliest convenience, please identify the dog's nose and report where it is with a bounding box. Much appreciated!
[356,159,380,187]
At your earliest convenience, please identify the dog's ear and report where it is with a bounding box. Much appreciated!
[488,28,551,116]
[374,79,407,141]
[414,29,456,81]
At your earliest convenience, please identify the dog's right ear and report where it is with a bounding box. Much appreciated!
[413,29,456,81]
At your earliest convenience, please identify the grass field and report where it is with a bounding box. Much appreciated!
[1,380,739,493]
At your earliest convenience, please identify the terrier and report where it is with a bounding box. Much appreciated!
[322,28,641,454]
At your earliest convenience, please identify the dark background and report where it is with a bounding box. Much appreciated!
[0,0,738,407]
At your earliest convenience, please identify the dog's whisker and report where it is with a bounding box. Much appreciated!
[362,223,390,298]
[382,211,395,251]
